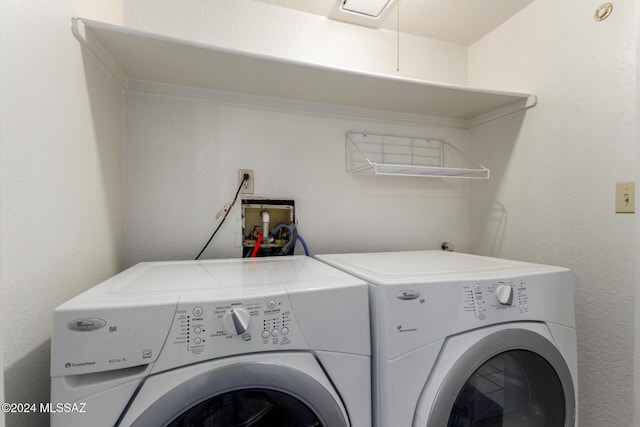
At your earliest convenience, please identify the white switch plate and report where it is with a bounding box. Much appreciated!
[615,181,635,213]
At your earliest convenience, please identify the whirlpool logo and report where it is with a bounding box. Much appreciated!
[396,325,418,333]
[395,290,420,300]
[67,318,106,332]
[64,361,96,370]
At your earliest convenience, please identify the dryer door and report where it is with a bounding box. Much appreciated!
[126,361,350,427]
[417,327,575,427]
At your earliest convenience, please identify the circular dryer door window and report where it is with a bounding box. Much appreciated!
[425,328,575,427]
[448,350,565,426]
[167,389,322,427]
[130,362,349,427]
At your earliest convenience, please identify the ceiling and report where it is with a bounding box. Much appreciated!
[255,0,535,46]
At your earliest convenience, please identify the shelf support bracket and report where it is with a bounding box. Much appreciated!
[71,17,126,89]
[466,95,537,128]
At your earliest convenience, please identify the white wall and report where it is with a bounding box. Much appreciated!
[635,0,640,423]
[0,1,124,426]
[468,1,635,425]
[124,90,471,265]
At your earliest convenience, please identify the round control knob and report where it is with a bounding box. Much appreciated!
[222,308,250,335]
[496,285,514,305]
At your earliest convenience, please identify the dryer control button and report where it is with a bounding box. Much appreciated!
[261,330,271,339]
[193,306,203,317]
[271,328,280,337]
[496,285,514,305]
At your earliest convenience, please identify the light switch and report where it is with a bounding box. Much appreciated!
[615,181,635,213]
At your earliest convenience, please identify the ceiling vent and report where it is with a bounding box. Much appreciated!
[340,0,394,18]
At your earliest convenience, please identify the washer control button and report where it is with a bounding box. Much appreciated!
[193,337,202,344]
[281,327,289,336]
[261,330,271,339]
[267,300,277,309]
[222,308,250,335]
[271,328,280,337]
[192,307,203,317]
[194,327,202,334]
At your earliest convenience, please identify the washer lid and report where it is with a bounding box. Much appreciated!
[316,250,567,285]
[60,256,365,304]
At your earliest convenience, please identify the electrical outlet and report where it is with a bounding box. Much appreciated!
[615,181,635,213]
[238,169,254,194]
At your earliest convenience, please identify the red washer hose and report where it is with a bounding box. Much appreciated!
[251,231,263,258]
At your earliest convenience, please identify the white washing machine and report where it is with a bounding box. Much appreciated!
[317,250,577,427]
[50,256,371,427]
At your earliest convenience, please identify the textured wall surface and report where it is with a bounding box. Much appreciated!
[636,2,640,422]
[0,1,124,426]
[124,91,471,265]
[468,1,636,425]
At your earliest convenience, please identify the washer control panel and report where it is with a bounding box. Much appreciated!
[156,293,306,369]
[462,278,530,321]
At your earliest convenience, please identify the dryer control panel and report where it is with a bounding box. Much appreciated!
[379,277,535,360]
[151,292,307,373]
[462,279,530,321]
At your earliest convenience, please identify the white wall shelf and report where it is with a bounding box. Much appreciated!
[72,18,536,128]
[346,132,489,179]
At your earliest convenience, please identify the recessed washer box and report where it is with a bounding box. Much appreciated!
[241,199,295,257]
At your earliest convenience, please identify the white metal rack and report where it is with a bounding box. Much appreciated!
[346,132,489,179]
[71,17,536,128]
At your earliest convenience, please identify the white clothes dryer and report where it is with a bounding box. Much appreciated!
[317,250,577,427]
[51,256,371,427]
